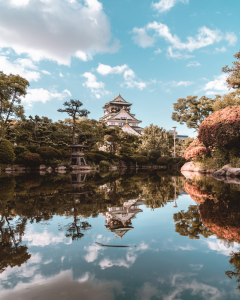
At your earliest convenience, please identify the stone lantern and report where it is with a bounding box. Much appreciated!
[67,144,90,170]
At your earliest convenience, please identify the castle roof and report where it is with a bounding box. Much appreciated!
[102,93,132,108]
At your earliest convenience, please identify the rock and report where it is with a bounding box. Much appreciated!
[181,162,196,172]
[224,177,240,184]
[16,167,26,172]
[109,166,117,170]
[181,170,205,180]
[212,169,226,177]
[71,165,91,170]
[222,163,232,170]
[38,165,46,170]
[40,171,46,176]
[225,167,240,177]
[55,166,66,171]
[46,167,52,173]
[4,166,15,171]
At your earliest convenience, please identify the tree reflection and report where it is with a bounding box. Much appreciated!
[183,177,240,289]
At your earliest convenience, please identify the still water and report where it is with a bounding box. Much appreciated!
[1,170,240,300]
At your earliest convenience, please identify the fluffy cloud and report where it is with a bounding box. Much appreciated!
[154,48,162,54]
[96,63,147,90]
[22,88,72,108]
[187,61,201,67]
[131,28,155,48]
[132,22,237,59]
[152,0,189,13]
[203,74,230,95]
[42,70,51,75]
[0,0,119,65]
[0,55,40,81]
[82,72,108,98]
[97,63,128,75]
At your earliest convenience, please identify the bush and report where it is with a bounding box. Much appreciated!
[157,156,169,166]
[25,144,38,153]
[184,138,210,161]
[167,157,186,167]
[99,160,111,168]
[14,146,30,165]
[0,139,15,164]
[85,153,108,164]
[148,150,162,164]
[59,149,71,160]
[132,155,149,165]
[198,106,240,149]
[36,147,62,161]
[24,153,41,167]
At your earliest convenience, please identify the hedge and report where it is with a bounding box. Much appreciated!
[14,146,30,165]
[36,147,62,161]
[24,153,41,167]
[0,139,15,164]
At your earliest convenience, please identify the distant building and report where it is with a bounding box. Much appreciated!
[99,93,143,136]
[169,130,188,142]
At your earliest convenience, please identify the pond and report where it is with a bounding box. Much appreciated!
[1,170,240,300]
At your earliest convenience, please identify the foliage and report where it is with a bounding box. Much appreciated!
[141,124,174,156]
[0,71,29,141]
[24,153,41,167]
[0,139,15,164]
[58,100,90,144]
[198,105,240,149]
[212,91,240,111]
[174,205,213,239]
[184,138,210,161]
[85,152,108,164]
[222,51,240,90]
[99,160,111,168]
[132,155,149,165]
[36,147,62,161]
[225,251,240,290]
[172,95,214,131]
[157,156,169,166]
[14,145,30,165]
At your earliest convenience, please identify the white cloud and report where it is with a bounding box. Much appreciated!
[152,0,189,13]
[0,0,119,65]
[187,61,201,67]
[0,55,40,81]
[96,63,147,90]
[225,32,238,46]
[132,22,237,59]
[215,46,227,53]
[84,243,102,262]
[203,74,230,95]
[131,28,155,48]
[42,70,51,75]
[176,245,196,250]
[97,63,128,75]
[59,72,64,77]
[82,72,109,98]
[206,240,240,256]
[176,81,194,86]
[154,48,162,54]
[22,88,72,108]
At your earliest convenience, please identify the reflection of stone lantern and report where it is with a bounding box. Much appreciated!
[67,144,90,170]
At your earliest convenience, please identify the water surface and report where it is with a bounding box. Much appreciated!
[1,170,240,300]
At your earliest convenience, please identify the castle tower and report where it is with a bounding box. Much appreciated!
[99,93,143,136]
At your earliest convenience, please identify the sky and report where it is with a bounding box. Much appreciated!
[0,0,239,137]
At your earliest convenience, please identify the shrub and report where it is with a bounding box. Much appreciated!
[132,155,149,165]
[59,149,71,160]
[24,153,41,167]
[184,138,210,161]
[85,153,108,164]
[99,160,111,168]
[0,139,15,164]
[36,147,62,161]
[157,156,169,166]
[148,150,162,164]
[167,157,186,167]
[14,146,30,164]
[198,106,240,149]
[25,144,38,153]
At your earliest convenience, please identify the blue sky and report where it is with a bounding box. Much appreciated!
[0,0,239,137]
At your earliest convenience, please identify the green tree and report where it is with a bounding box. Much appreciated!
[0,72,29,141]
[222,51,240,90]
[57,100,90,144]
[141,124,174,156]
[225,250,240,290]
[172,96,214,131]
[212,91,240,111]
[0,139,15,164]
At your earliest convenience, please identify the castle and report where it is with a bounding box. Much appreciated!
[99,93,143,136]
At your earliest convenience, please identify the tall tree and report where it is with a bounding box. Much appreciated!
[172,96,214,131]
[140,124,174,156]
[222,51,240,90]
[0,72,29,141]
[57,100,90,144]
